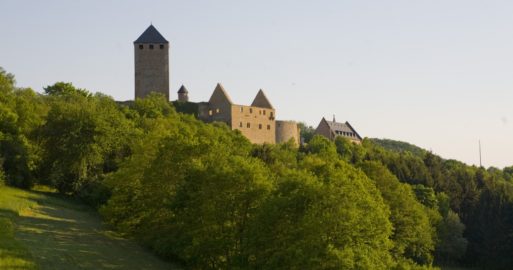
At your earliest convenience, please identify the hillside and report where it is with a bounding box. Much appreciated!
[0,185,178,270]
[370,138,427,157]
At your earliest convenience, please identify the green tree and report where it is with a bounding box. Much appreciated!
[435,210,467,264]
[44,82,90,97]
[360,161,436,265]
[298,122,315,143]
[249,158,394,269]
[0,67,47,188]
[39,89,132,202]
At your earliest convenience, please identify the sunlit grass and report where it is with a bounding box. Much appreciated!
[0,185,176,270]
[0,186,38,269]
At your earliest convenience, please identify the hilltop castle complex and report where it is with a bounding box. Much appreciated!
[134,25,361,145]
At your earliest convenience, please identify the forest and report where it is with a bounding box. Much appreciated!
[2,66,513,270]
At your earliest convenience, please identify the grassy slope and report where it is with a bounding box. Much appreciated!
[0,185,177,270]
[370,138,427,157]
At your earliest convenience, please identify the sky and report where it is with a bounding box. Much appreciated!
[1,0,513,168]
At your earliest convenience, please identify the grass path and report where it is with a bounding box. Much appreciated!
[0,186,178,270]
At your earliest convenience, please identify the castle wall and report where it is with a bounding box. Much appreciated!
[231,105,276,144]
[134,43,169,100]
[198,101,232,126]
[276,120,300,145]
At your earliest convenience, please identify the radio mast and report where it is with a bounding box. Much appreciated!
[479,140,482,167]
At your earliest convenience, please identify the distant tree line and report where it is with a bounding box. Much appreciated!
[2,66,513,269]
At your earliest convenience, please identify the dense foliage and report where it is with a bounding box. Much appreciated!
[2,67,513,269]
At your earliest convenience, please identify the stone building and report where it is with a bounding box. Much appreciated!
[132,24,302,145]
[197,84,277,144]
[134,25,170,100]
[276,120,301,145]
[177,85,189,102]
[315,117,362,144]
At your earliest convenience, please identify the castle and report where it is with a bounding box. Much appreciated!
[134,25,360,145]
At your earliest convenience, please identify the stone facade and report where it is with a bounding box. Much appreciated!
[134,25,170,100]
[276,120,300,145]
[198,84,277,144]
[315,117,362,144]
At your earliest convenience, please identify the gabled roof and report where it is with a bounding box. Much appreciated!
[177,85,188,93]
[251,89,274,109]
[321,117,363,140]
[344,122,362,140]
[134,25,169,44]
[208,83,233,105]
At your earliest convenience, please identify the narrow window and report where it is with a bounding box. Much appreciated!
[263,110,266,115]
[250,108,253,114]
[240,107,243,112]
[160,44,164,49]
[209,110,213,116]
[259,110,262,115]
[267,125,271,130]
[239,122,243,128]
[139,44,143,49]
[247,123,251,128]
[270,112,274,117]
[149,44,154,49]
[259,124,262,129]
[216,108,220,113]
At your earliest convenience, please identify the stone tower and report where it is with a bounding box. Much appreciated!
[177,85,189,102]
[134,25,169,100]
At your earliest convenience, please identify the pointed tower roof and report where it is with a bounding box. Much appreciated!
[177,85,188,93]
[134,25,169,44]
[208,83,233,105]
[251,89,274,109]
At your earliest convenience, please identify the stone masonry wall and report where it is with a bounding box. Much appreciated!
[231,105,276,144]
[276,120,300,145]
[134,43,169,100]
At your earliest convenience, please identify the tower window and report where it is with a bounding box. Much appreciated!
[149,44,154,49]
[267,124,271,130]
[263,110,266,115]
[250,108,253,114]
[247,123,251,128]
[239,122,243,127]
[139,44,143,49]
[160,44,164,49]
[240,107,243,112]
[259,124,262,129]
[216,108,220,113]
[208,110,213,116]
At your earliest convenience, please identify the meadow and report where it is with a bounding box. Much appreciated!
[0,185,177,270]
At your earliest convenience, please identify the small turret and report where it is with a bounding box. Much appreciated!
[177,85,189,102]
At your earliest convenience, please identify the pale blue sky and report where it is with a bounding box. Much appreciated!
[2,0,513,168]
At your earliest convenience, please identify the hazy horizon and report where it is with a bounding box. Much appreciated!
[1,0,512,168]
